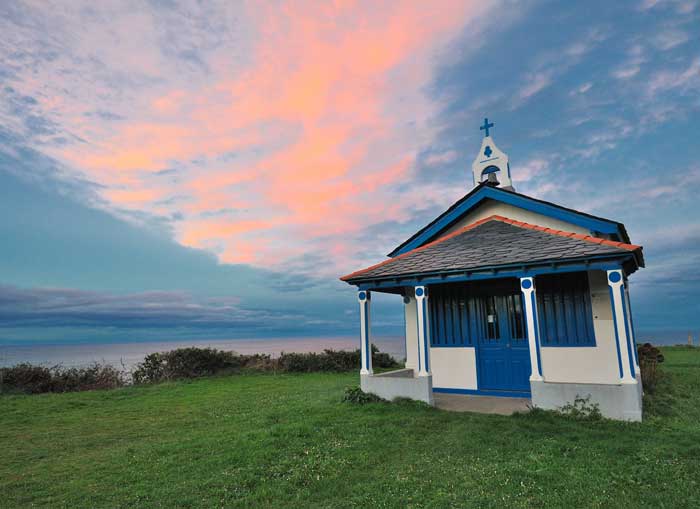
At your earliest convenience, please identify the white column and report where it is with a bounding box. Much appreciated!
[623,282,640,374]
[415,286,431,377]
[358,290,372,375]
[520,277,543,381]
[403,295,419,372]
[607,270,636,383]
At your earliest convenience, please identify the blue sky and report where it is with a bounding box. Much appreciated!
[0,0,698,345]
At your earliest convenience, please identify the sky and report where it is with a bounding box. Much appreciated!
[0,0,699,346]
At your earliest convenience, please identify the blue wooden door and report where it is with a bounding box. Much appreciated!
[477,293,531,393]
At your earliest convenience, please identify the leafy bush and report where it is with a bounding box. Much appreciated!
[557,395,602,421]
[0,363,125,394]
[3,345,400,393]
[342,386,385,404]
[132,347,271,384]
[638,343,665,393]
[370,345,400,369]
[132,346,399,382]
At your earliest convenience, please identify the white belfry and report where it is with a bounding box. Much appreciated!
[415,286,431,377]
[358,290,372,375]
[471,118,514,190]
[607,270,637,383]
[520,277,543,381]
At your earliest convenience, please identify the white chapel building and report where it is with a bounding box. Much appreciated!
[341,119,644,421]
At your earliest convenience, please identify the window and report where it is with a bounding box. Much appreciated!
[483,295,499,341]
[428,279,522,347]
[429,284,477,346]
[536,272,596,346]
[505,294,526,341]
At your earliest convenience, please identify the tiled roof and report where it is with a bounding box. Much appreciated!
[387,183,631,257]
[341,215,642,283]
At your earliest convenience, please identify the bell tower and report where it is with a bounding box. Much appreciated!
[471,118,514,191]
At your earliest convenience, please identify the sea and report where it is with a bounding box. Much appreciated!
[0,329,694,370]
[0,336,406,370]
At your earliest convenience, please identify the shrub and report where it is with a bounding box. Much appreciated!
[3,345,400,393]
[638,343,664,393]
[132,347,271,384]
[0,363,125,394]
[0,364,53,394]
[371,345,400,369]
[342,386,385,404]
[277,346,399,373]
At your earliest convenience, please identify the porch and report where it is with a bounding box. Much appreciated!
[351,265,643,420]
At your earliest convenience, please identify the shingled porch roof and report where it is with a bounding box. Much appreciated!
[341,215,644,285]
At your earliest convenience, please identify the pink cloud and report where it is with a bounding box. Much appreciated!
[5,1,500,274]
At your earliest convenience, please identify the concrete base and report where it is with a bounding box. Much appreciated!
[434,393,531,415]
[531,374,643,422]
[361,369,434,405]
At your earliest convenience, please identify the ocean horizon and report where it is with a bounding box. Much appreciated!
[0,335,406,370]
[0,329,696,370]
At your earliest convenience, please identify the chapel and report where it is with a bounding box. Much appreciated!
[340,119,644,421]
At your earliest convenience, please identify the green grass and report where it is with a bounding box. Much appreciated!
[1,347,699,508]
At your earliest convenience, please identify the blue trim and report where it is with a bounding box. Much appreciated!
[433,387,531,398]
[415,298,422,373]
[391,186,622,257]
[422,298,430,371]
[609,286,624,379]
[363,300,370,371]
[430,344,476,348]
[619,285,636,377]
[541,344,597,348]
[626,287,639,368]
[529,291,542,377]
[357,259,626,291]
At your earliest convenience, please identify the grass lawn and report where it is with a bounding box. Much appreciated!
[2,347,699,508]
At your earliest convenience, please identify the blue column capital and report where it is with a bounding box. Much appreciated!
[520,277,534,291]
[607,269,623,285]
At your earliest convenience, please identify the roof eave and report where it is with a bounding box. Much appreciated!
[342,253,640,287]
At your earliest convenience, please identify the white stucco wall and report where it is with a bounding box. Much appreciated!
[429,347,478,389]
[539,270,620,384]
[404,296,419,371]
[444,200,591,237]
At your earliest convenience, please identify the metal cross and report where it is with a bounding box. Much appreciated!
[480,117,494,137]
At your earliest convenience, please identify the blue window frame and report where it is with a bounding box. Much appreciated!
[429,279,524,347]
[429,284,475,346]
[536,272,596,346]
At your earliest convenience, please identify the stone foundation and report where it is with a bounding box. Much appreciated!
[530,374,643,421]
[360,369,434,405]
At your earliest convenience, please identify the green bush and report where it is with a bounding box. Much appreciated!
[342,386,385,404]
[638,343,665,393]
[0,363,125,394]
[132,348,271,384]
[278,346,399,373]
[3,345,400,393]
